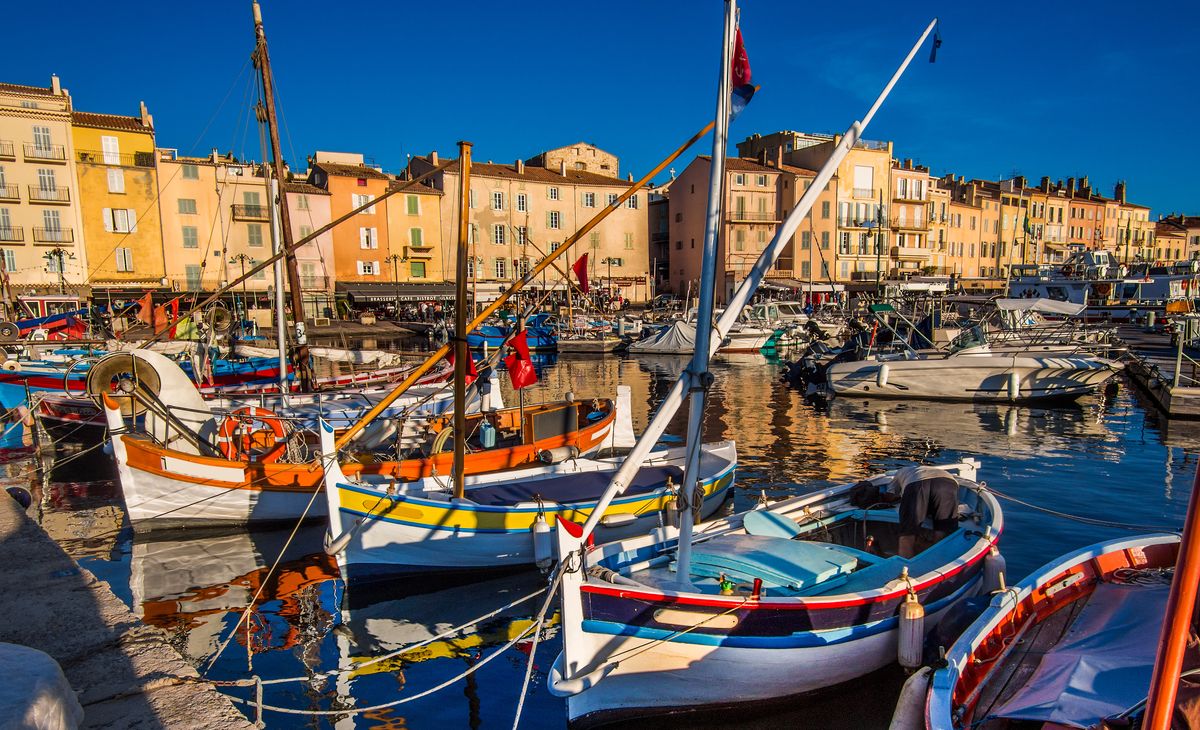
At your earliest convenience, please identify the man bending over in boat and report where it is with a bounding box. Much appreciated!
[892,465,959,559]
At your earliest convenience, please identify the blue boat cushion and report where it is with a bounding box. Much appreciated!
[467,465,684,507]
[743,510,803,539]
[689,535,860,592]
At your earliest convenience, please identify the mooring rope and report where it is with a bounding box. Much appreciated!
[982,483,1180,533]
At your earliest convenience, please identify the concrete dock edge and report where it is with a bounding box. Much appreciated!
[0,494,255,729]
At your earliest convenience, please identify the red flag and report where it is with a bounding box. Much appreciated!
[168,298,180,337]
[152,305,169,333]
[572,253,590,294]
[731,28,757,119]
[446,350,478,386]
[504,330,538,390]
[135,292,153,326]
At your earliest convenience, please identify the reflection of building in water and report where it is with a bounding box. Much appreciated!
[130,526,336,664]
[496,356,656,432]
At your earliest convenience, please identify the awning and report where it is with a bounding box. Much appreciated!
[335,282,457,303]
[995,298,1086,316]
[763,278,845,293]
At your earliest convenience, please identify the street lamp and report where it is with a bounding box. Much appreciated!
[384,252,406,318]
[43,247,75,294]
[229,253,256,321]
[600,257,617,309]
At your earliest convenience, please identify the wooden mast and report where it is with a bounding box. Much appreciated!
[252,0,311,391]
[452,141,473,499]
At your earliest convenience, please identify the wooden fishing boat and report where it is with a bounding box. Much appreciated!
[320,421,736,579]
[550,460,1000,726]
[914,533,1181,730]
[102,350,622,529]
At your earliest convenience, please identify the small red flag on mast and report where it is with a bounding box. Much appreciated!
[731,28,757,120]
[572,253,590,294]
[504,330,538,390]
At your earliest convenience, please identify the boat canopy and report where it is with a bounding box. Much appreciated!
[994,298,1086,316]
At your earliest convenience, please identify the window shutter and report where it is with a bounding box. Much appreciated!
[359,228,367,249]
[102,208,113,232]
[127,209,137,233]
[371,228,378,248]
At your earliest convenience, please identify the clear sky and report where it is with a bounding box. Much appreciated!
[8,1,1197,214]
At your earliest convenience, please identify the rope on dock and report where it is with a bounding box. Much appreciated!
[983,483,1181,533]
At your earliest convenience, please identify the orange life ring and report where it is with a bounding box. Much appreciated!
[216,406,287,463]
[1093,282,1112,297]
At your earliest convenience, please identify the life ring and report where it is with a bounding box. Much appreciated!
[1061,264,1074,277]
[1093,282,1112,297]
[216,406,287,463]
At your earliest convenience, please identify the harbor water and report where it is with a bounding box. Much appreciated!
[11,344,1196,729]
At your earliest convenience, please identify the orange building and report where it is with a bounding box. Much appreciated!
[307,151,392,284]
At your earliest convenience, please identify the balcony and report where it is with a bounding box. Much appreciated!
[33,227,73,244]
[231,204,270,221]
[0,140,13,160]
[893,193,926,203]
[23,143,66,163]
[890,216,928,231]
[28,185,70,204]
[728,210,778,223]
[76,149,155,168]
[892,245,930,261]
[300,276,331,289]
[0,184,17,202]
[0,227,23,243]
[404,246,433,259]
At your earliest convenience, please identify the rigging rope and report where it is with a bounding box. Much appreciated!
[982,483,1181,533]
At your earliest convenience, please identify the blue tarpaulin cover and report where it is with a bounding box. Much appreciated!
[993,581,1170,728]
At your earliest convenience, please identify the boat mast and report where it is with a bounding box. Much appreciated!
[452,141,473,499]
[252,1,311,391]
[674,0,736,586]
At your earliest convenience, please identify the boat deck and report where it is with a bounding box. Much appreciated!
[1119,324,1200,418]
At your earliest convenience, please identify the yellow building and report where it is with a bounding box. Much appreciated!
[71,104,164,292]
[383,182,445,283]
[0,77,88,290]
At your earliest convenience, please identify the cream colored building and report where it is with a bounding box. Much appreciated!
[409,143,651,302]
[0,77,88,290]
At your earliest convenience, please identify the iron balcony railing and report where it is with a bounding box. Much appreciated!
[76,149,155,167]
[890,216,928,230]
[33,227,73,243]
[0,227,23,243]
[0,140,13,159]
[0,184,17,201]
[728,210,778,222]
[23,143,66,162]
[852,187,875,199]
[28,185,70,203]
[231,204,270,221]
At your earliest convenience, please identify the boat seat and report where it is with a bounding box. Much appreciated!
[466,465,683,507]
[797,555,907,597]
[688,534,860,593]
[743,509,802,538]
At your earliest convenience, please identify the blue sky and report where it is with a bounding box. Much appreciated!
[8,1,1198,214]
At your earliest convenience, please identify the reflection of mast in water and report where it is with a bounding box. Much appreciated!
[463,653,481,730]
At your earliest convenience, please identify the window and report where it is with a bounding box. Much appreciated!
[582,192,596,208]
[839,232,851,254]
[515,258,531,277]
[494,258,507,279]
[42,209,63,236]
[589,232,600,249]
[299,224,313,240]
[627,194,638,209]
[357,260,379,275]
[467,190,476,209]
[801,231,811,250]
[624,233,634,250]
[356,178,367,187]
[734,174,745,185]
[296,194,309,211]
[757,175,768,187]
[492,191,505,210]
[182,164,199,180]
[511,193,526,213]
[0,249,14,273]
[821,231,830,250]
[359,227,378,249]
[468,223,477,244]
[32,125,52,152]
[735,229,745,251]
[45,254,61,274]
[178,198,197,214]
[821,201,830,219]
[353,193,375,213]
[801,261,811,277]
[37,168,56,191]
[607,193,618,206]
[465,258,475,278]
[409,261,426,278]
[675,240,682,250]
[515,226,527,244]
[102,208,135,234]
[107,169,124,194]
[548,211,561,229]
[100,136,120,165]
[247,223,264,247]
[549,241,561,252]
[243,190,260,207]
[116,247,134,272]
[548,187,559,201]
[182,226,199,248]
[492,224,506,245]
[607,257,624,267]
[410,228,423,246]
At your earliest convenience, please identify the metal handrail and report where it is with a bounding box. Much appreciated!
[23,143,66,161]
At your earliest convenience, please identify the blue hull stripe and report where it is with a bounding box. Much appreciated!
[580,573,982,649]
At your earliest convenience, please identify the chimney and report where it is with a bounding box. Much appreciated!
[1081,175,1090,192]
[430,150,438,165]
[1015,175,1027,189]
[211,147,219,164]
[559,160,567,176]
[139,100,153,129]
[1114,181,1126,204]
[51,74,61,95]
[758,149,768,166]
[1040,176,1051,192]
[627,172,634,182]
[774,145,783,169]
[515,159,524,174]
[904,158,913,169]
[1066,177,1076,196]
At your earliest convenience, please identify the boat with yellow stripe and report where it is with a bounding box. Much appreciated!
[320,422,737,580]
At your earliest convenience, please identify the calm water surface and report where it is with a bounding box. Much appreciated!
[9,346,1197,729]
